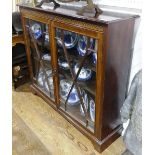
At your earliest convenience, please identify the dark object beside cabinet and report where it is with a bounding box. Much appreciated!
[18,2,140,152]
[12,12,29,88]
[12,43,29,88]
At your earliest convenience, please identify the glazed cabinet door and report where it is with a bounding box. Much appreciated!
[23,18,56,102]
[52,21,102,133]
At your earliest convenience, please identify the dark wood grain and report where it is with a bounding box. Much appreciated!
[18,3,139,25]
[12,34,25,46]
[101,19,137,139]
[19,4,140,152]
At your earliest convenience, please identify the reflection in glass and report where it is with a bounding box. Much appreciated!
[77,36,95,56]
[56,28,98,132]
[73,63,93,81]
[31,23,42,39]
[60,79,80,106]
[26,19,55,100]
[56,29,78,49]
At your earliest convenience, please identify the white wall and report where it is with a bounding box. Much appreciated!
[95,0,142,88]
[95,0,142,9]
[12,0,16,12]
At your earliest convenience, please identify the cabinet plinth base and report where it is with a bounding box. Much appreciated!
[92,125,123,152]
[30,84,57,110]
[30,83,123,153]
[30,85,38,95]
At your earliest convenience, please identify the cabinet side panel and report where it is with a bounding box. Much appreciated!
[102,19,136,138]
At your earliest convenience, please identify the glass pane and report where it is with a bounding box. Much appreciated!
[25,18,55,101]
[56,28,97,132]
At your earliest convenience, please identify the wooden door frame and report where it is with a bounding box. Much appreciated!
[20,9,57,104]
[20,7,107,141]
[51,17,106,139]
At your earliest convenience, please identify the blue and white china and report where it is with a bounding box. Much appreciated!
[44,69,54,91]
[45,77,54,91]
[89,98,95,122]
[46,69,52,77]
[45,34,49,42]
[37,71,44,87]
[44,24,49,42]
[73,63,92,81]
[92,52,97,65]
[56,29,78,49]
[58,57,69,70]
[37,69,54,92]
[42,53,51,61]
[45,24,48,32]
[31,23,42,39]
[60,79,80,105]
[77,36,95,56]
[80,90,89,116]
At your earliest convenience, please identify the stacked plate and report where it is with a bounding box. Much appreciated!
[77,36,95,56]
[92,52,97,65]
[59,78,95,122]
[37,69,54,93]
[44,70,54,92]
[56,29,78,49]
[77,36,97,65]
[31,23,42,39]
[42,53,51,61]
[37,69,44,88]
[45,33,49,42]
[80,90,89,116]
[89,98,95,122]
[79,90,95,122]
[45,24,49,42]
[73,63,92,81]
[58,57,69,70]
[60,79,80,106]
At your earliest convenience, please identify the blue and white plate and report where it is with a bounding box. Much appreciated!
[60,79,80,106]
[73,63,92,81]
[56,29,78,49]
[31,23,42,39]
[45,69,52,77]
[45,34,49,42]
[44,69,54,92]
[37,69,54,92]
[45,76,54,92]
[37,70,44,88]
[42,53,51,61]
[92,52,97,65]
[89,98,95,122]
[58,57,69,70]
[80,90,89,116]
[77,36,95,56]
[44,25,49,42]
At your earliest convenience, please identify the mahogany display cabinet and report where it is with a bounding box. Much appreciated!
[18,2,139,152]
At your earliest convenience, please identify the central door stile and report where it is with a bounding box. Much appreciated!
[94,31,106,140]
[50,21,60,108]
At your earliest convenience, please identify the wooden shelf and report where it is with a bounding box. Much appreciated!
[12,34,25,46]
[13,53,27,60]
[69,55,96,72]
[58,68,96,96]
[12,57,27,65]
[58,48,96,72]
